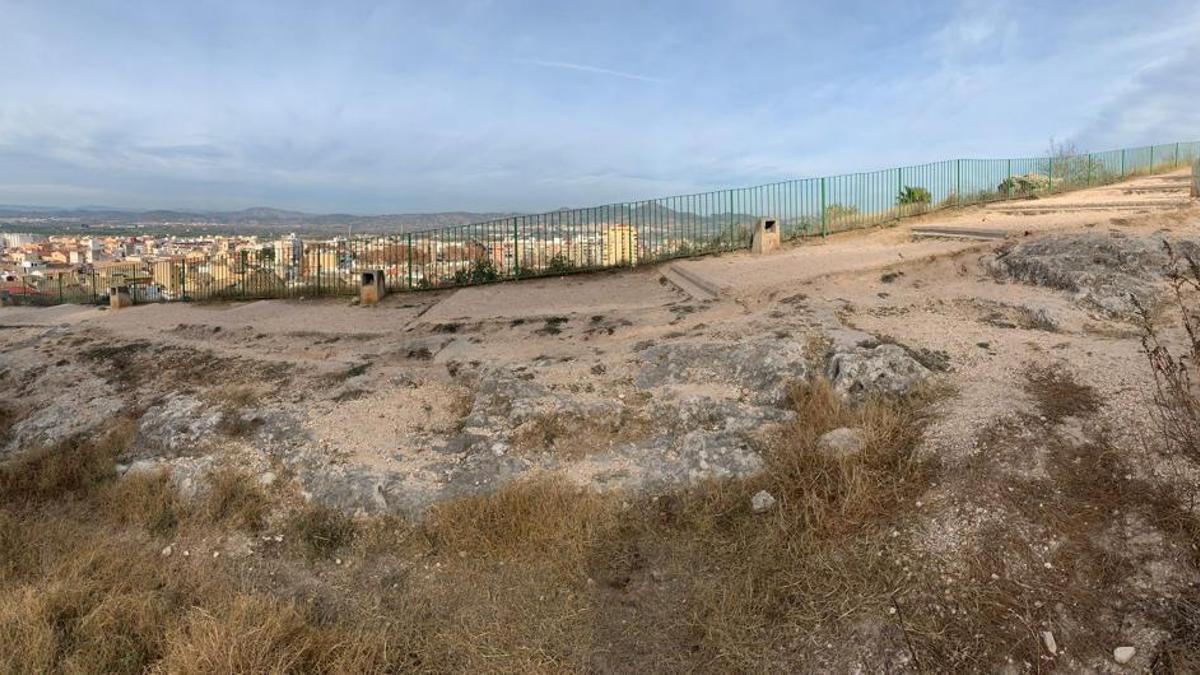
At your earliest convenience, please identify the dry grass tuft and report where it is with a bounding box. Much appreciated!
[203,466,269,531]
[205,383,262,409]
[766,379,937,535]
[509,409,652,458]
[0,419,134,506]
[1023,363,1102,422]
[1155,592,1200,673]
[0,403,16,446]
[104,469,184,537]
[424,477,617,563]
[287,502,358,559]
[206,384,265,437]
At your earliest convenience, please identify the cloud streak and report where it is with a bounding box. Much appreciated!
[513,58,667,84]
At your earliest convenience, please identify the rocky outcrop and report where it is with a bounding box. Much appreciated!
[987,232,1200,318]
[137,394,224,453]
[635,339,809,406]
[827,344,931,399]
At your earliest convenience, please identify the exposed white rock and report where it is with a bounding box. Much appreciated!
[818,427,865,458]
[1113,646,1135,665]
[751,490,776,513]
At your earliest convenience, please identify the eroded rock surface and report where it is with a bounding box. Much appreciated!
[987,232,1200,317]
[827,344,931,398]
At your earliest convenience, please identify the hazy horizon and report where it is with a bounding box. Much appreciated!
[3,0,1199,215]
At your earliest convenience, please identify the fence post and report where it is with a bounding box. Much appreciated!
[1121,148,1126,179]
[1087,153,1092,185]
[58,275,63,304]
[91,269,97,303]
[727,191,734,249]
[406,233,413,288]
[1048,156,1053,191]
[1175,142,1180,167]
[819,178,827,237]
[512,218,520,278]
[1150,146,1155,172]
[895,168,902,217]
[955,159,961,202]
[1006,158,1012,198]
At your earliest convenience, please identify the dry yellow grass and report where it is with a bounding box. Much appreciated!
[202,465,270,531]
[7,379,1130,673]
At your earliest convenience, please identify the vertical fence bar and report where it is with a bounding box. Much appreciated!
[406,233,413,289]
[512,218,520,278]
[819,177,827,236]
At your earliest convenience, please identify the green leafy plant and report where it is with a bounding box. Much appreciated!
[452,258,500,285]
[896,186,932,205]
[545,253,575,276]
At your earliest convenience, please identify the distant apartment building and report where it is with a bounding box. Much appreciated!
[1,233,46,248]
[151,260,187,298]
[302,246,340,276]
[601,225,638,266]
[273,234,303,277]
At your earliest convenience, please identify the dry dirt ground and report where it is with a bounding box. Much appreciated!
[2,169,1200,672]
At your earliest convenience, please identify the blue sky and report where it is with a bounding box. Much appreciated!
[1,0,1198,213]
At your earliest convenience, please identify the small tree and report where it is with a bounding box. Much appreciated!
[1045,138,1109,188]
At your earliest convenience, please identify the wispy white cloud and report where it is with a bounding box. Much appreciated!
[513,58,666,84]
[1073,44,1200,149]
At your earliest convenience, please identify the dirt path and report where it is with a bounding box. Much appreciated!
[671,169,1195,303]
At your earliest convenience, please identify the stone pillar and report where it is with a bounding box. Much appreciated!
[109,285,133,310]
[360,269,386,305]
[751,218,781,255]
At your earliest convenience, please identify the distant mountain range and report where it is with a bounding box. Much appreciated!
[0,205,526,235]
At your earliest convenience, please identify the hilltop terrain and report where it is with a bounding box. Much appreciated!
[1,171,1198,672]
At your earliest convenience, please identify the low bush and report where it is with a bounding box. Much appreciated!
[896,185,932,205]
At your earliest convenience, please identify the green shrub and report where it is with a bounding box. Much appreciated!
[452,258,500,285]
[545,253,575,276]
[998,173,1049,196]
[896,186,932,205]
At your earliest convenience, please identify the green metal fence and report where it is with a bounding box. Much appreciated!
[4,140,1199,307]
[1193,154,1200,199]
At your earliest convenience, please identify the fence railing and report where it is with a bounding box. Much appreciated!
[3,140,1199,307]
[1193,154,1200,198]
